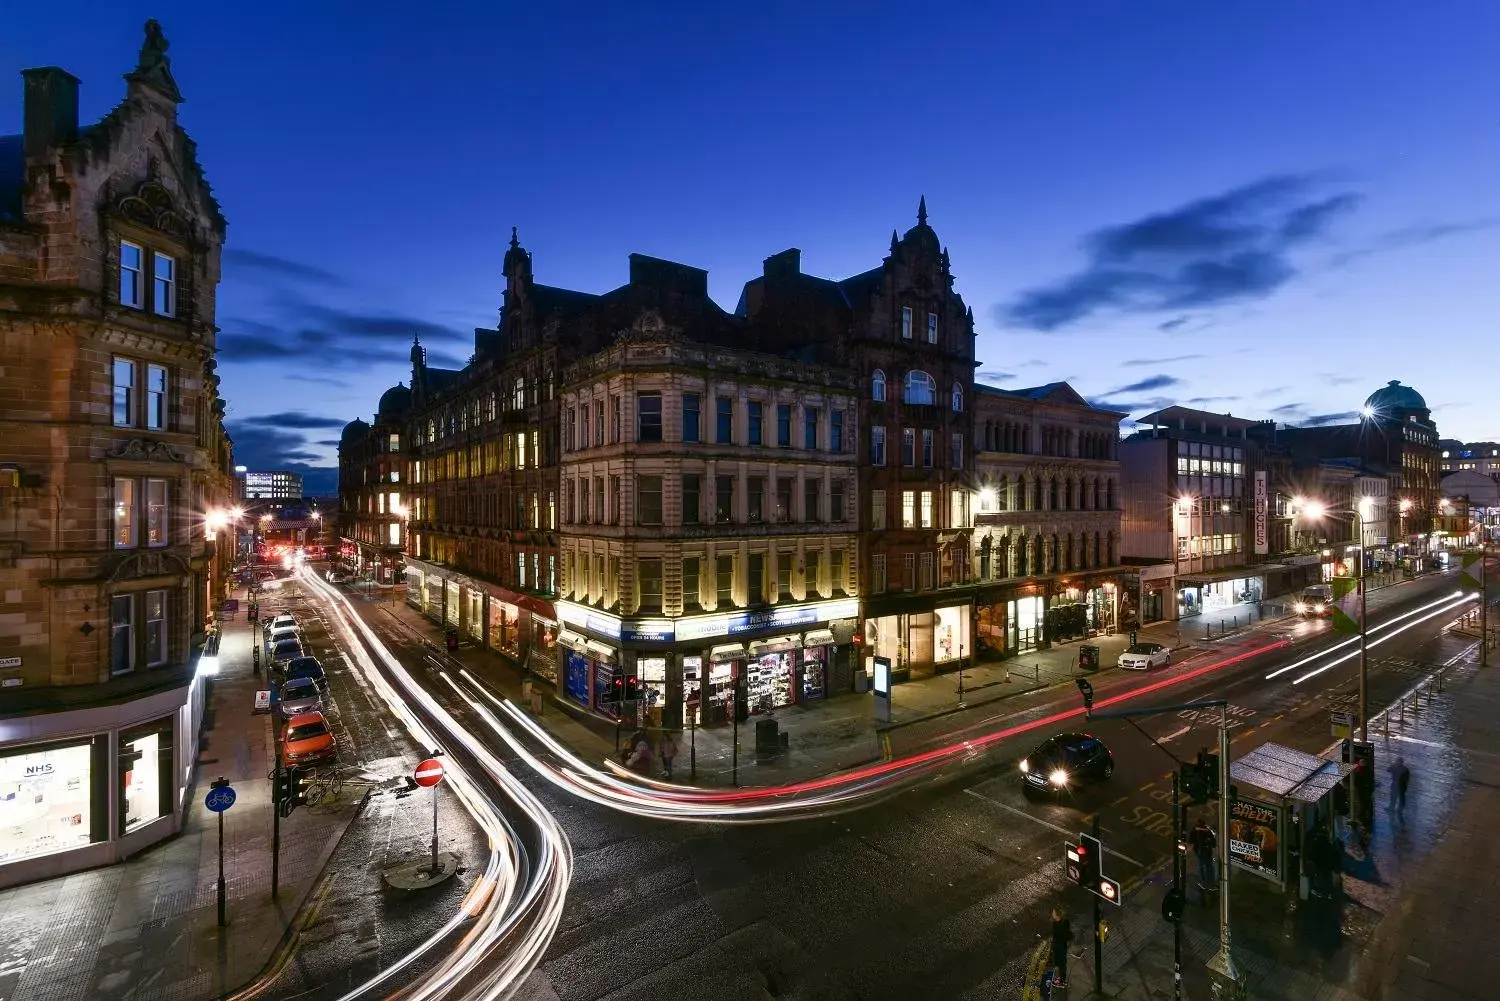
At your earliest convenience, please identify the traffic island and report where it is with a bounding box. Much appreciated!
[382,851,461,890]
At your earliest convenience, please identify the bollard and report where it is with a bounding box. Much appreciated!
[1035,663,1041,685]
[1383,711,1390,738]
[1397,696,1405,725]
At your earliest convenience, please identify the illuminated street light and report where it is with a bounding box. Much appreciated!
[1360,405,1376,420]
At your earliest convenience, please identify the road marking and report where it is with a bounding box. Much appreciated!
[1160,725,1191,742]
[964,787,1147,867]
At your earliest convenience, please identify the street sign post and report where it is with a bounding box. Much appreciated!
[415,755,445,874]
[205,778,234,926]
[1329,709,1352,739]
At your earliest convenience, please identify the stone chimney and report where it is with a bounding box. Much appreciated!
[21,67,80,159]
[763,248,801,279]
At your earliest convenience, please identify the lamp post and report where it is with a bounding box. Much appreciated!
[1303,498,1373,742]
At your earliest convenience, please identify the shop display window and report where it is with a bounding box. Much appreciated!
[683,656,703,725]
[800,648,827,701]
[746,651,795,712]
[120,719,172,835]
[0,742,95,864]
[564,651,590,705]
[706,661,736,724]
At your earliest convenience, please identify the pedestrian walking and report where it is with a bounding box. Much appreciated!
[1189,816,1218,899]
[1049,906,1072,989]
[659,733,678,780]
[1388,755,1411,817]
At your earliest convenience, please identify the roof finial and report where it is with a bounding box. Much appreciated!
[890,229,899,253]
[126,18,183,102]
[917,195,928,227]
[509,226,520,250]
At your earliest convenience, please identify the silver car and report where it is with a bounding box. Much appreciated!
[277,676,323,718]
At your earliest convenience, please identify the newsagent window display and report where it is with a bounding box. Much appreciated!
[0,742,94,864]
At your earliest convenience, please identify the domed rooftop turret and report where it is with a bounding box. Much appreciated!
[378,382,412,418]
[340,418,370,443]
[900,195,941,254]
[1364,380,1427,414]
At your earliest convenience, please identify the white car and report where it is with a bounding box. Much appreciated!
[1117,642,1171,670]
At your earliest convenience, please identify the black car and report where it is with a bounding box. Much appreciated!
[1020,732,1114,794]
[284,656,328,692]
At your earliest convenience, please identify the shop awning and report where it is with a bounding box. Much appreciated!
[1230,742,1352,805]
[748,635,799,655]
[709,643,745,662]
[557,629,588,652]
[802,628,835,647]
[584,640,617,663]
[1177,567,1266,587]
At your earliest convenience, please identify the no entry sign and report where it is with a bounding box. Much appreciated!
[414,758,445,788]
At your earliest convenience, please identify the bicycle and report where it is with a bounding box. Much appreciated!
[302,773,347,808]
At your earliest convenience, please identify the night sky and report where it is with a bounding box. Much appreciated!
[7,3,1499,494]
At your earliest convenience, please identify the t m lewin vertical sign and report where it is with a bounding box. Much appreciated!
[1253,471,1268,555]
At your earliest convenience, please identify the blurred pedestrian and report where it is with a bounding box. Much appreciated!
[659,732,678,780]
[626,738,654,775]
[1190,816,1217,899]
[1389,756,1411,817]
[1049,906,1072,989]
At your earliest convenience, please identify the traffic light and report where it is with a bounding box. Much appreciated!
[1078,833,1103,887]
[277,766,307,818]
[1180,760,1210,804]
[1197,750,1221,800]
[1161,886,1185,923]
[1075,678,1095,717]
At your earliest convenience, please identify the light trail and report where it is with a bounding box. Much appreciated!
[299,569,572,1001]
[1263,590,1474,680]
[1290,591,1478,686]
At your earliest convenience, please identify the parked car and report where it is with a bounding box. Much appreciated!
[1020,733,1114,794]
[264,626,300,653]
[277,676,324,718]
[282,711,337,767]
[269,613,298,631]
[1117,642,1171,670]
[270,637,304,668]
[284,656,327,693]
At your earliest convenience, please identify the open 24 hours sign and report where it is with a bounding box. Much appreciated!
[1228,796,1283,882]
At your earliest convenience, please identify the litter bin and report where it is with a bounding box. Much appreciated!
[755,718,781,758]
[1078,644,1100,672]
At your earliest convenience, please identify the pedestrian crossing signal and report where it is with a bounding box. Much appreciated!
[1097,876,1121,905]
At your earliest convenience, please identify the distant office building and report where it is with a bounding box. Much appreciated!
[1439,439,1500,480]
[242,469,302,500]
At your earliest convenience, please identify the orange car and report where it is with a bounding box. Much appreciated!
[282,710,337,767]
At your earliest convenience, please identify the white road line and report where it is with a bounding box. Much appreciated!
[1160,725,1192,742]
[964,787,1147,868]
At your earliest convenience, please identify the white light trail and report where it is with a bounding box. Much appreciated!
[1264,590,1472,680]
[1290,592,1478,686]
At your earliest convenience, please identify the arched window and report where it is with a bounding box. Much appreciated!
[871,369,886,402]
[951,382,964,413]
[903,370,936,405]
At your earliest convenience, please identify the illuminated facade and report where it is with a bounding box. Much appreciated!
[337,384,409,583]
[0,23,232,886]
[556,339,859,727]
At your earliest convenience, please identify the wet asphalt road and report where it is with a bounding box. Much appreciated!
[276,569,1482,1001]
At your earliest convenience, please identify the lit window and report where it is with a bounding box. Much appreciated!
[920,491,933,529]
[152,252,176,316]
[902,491,916,528]
[119,241,143,308]
[145,478,168,547]
[113,478,136,548]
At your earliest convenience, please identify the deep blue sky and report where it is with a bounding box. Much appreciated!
[8,3,1499,491]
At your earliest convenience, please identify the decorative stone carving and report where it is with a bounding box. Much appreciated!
[107,437,188,463]
[109,549,189,581]
[116,180,191,238]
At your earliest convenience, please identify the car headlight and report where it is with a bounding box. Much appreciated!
[1294,602,1307,613]
[1315,603,1325,613]
[1019,759,1030,773]
[1049,768,1069,786]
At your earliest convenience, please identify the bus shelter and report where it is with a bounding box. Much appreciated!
[1229,741,1352,899]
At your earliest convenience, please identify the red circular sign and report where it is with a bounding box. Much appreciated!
[413,758,445,787]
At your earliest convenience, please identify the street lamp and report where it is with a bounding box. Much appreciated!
[1302,497,1375,742]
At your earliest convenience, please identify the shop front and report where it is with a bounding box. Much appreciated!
[0,660,206,889]
[864,604,973,681]
[1178,568,1264,619]
[555,598,856,729]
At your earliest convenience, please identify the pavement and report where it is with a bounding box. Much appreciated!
[0,582,370,1001]
[1033,601,1499,1001]
[366,588,1297,789]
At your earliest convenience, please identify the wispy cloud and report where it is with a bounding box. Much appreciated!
[237,411,349,431]
[1315,373,1363,387]
[1122,354,1205,368]
[998,174,1361,330]
[224,249,347,287]
[1329,218,1500,268]
[1108,374,1181,396]
[976,370,1017,383]
[285,373,352,388]
[1186,395,1240,405]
